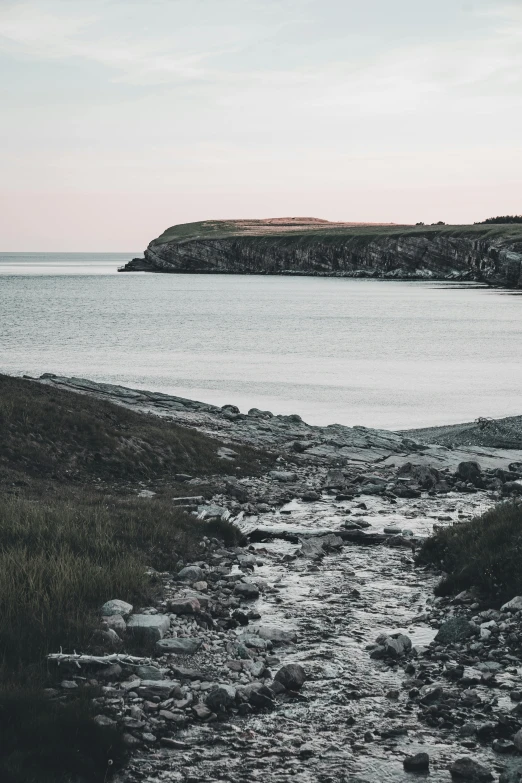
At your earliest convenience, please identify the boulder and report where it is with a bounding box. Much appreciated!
[435,617,475,644]
[167,597,201,615]
[404,753,430,772]
[274,663,306,691]
[449,758,493,781]
[456,461,484,487]
[155,637,203,655]
[397,462,441,490]
[127,614,170,643]
[177,565,205,582]
[234,581,260,599]
[206,684,237,712]
[514,728,522,752]
[101,599,133,618]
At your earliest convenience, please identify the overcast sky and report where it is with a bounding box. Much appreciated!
[0,0,521,250]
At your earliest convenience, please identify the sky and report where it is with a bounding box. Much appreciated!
[0,0,521,251]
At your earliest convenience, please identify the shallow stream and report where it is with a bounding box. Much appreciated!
[129,491,516,783]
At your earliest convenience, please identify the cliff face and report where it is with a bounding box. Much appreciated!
[120,219,522,286]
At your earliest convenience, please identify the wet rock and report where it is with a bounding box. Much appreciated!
[371,632,412,659]
[301,490,320,501]
[237,633,270,651]
[206,684,237,712]
[449,757,494,781]
[397,462,441,490]
[404,752,430,772]
[167,597,201,614]
[255,625,297,645]
[435,617,475,644]
[390,484,422,499]
[101,599,133,617]
[274,663,306,691]
[500,762,522,783]
[456,461,484,487]
[127,614,170,643]
[155,637,203,655]
[192,703,212,720]
[177,565,205,582]
[234,581,260,599]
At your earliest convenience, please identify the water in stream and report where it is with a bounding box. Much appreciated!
[126,491,513,783]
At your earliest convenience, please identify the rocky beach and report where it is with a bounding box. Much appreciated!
[30,374,522,783]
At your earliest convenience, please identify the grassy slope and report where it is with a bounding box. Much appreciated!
[152,219,522,247]
[0,374,270,484]
[0,376,273,782]
[417,502,522,601]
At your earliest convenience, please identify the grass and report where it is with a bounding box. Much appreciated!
[152,218,522,246]
[0,374,270,781]
[0,374,272,484]
[417,501,522,601]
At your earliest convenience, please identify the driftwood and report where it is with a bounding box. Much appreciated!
[47,651,151,668]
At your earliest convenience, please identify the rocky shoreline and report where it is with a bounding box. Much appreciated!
[33,374,522,782]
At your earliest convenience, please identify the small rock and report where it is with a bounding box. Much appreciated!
[234,582,260,599]
[167,597,201,614]
[206,685,237,712]
[155,637,203,655]
[177,565,205,582]
[404,752,430,772]
[449,757,493,781]
[101,599,133,617]
[501,596,522,613]
[127,614,170,642]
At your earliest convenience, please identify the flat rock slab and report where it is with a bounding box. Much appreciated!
[255,626,297,645]
[127,614,170,642]
[156,637,203,655]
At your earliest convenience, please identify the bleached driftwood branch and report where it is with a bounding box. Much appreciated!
[47,651,151,668]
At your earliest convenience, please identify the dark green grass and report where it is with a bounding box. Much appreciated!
[0,374,272,483]
[417,502,522,601]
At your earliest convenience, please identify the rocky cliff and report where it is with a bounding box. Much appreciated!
[120,218,522,286]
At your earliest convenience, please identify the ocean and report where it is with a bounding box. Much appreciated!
[1,252,521,429]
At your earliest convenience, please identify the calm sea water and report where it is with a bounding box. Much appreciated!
[1,252,521,429]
